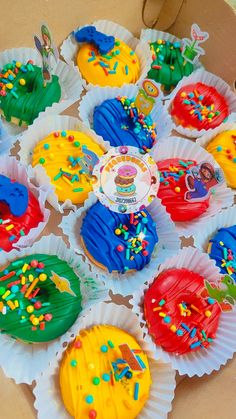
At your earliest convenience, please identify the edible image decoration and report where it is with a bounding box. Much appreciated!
[34,24,59,83]
[92,146,159,213]
[204,275,236,312]
[135,78,160,116]
[184,161,223,202]
[182,23,209,64]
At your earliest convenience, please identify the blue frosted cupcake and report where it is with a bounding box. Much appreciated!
[93,96,157,151]
[80,201,158,274]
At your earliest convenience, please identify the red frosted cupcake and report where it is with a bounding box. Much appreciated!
[170,82,229,131]
[144,267,221,355]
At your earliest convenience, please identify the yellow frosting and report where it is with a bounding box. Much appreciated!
[206,129,236,188]
[59,325,151,419]
[32,130,104,204]
[77,38,140,87]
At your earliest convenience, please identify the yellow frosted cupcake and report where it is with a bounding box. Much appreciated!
[206,129,236,188]
[32,130,104,204]
[77,38,140,87]
[59,325,152,419]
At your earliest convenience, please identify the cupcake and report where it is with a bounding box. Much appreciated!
[170,82,229,131]
[80,201,158,274]
[143,268,221,355]
[167,70,236,137]
[31,129,104,205]
[33,302,176,418]
[0,234,107,384]
[0,253,83,343]
[204,129,236,188]
[93,96,157,151]
[59,325,152,418]
[0,156,49,252]
[207,225,236,282]
[0,58,61,126]
[61,20,151,90]
[132,247,236,376]
[157,158,211,222]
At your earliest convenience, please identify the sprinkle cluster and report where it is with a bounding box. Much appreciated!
[117,96,157,150]
[0,217,25,251]
[0,258,53,331]
[87,40,137,77]
[159,160,194,194]
[218,240,236,277]
[38,130,95,193]
[150,39,182,72]
[114,212,149,272]
[0,59,34,98]
[180,89,221,122]
[215,134,236,163]
[152,297,216,350]
[70,336,145,417]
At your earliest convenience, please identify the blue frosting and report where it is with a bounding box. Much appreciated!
[93,98,156,150]
[209,225,236,282]
[0,174,28,216]
[81,201,158,274]
[74,26,115,54]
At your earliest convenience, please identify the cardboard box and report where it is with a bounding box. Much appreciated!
[0,0,235,418]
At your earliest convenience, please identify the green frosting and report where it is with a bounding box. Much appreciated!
[148,40,194,92]
[0,254,83,343]
[0,60,61,125]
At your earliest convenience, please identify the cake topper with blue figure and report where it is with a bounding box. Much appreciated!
[184,161,223,202]
[34,24,59,84]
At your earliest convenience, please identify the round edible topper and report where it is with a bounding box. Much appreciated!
[92,146,159,213]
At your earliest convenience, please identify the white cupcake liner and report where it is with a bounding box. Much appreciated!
[0,119,15,154]
[151,136,234,237]
[0,234,108,384]
[60,20,152,91]
[140,29,203,81]
[131,246,236,377]
[166,69,236,138]
[60,192,181,296]
[33,301,176,419]
[18,114,109,212]
[193,206,236,253]
[0,155,50,250]
[0,47,83,136]
[78,84,173,144]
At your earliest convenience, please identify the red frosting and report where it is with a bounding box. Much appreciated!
[0,191,43,252]
[171,82,229,130]
[157,158,210,222]
[144,268,221,355]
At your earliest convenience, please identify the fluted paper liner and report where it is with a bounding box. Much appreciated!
[151,136,234,237]
[33,302,176,419]
[78,84,173,144]
[60,20,152,91]
[0,47,83,136]
[60,192,181,296]
[194,206,236,253]
[0,120,14,154]
[0,234,108,384]
[0,155,50,250]
[131,246,236,377]
[166,69,236,138]
[18,114,109,212]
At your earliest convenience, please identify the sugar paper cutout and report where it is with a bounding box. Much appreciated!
[50,270,76,296]
[34,24,59,83]
[185,161,223,202]
[135,78,160,116]
[182,23,209,64]
[205,275,236,311]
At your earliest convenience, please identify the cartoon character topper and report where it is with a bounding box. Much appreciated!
[78,145,99,175]
[92,146,159,214]
[185,162,223,202]
[135,79,160,116]
[204,275,236,312]
[182,23,209,64]
[34,24,59,83]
